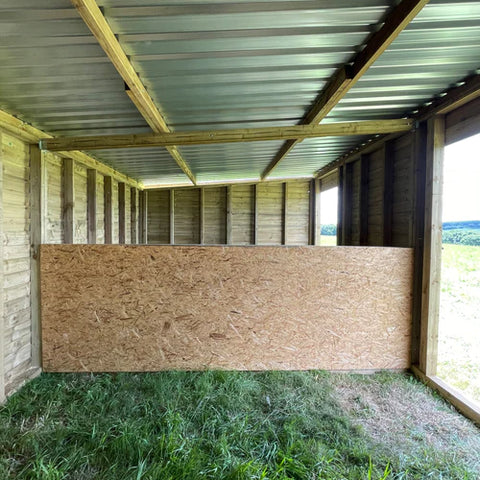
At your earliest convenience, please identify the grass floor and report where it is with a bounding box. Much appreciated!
[1,371,479,479]
[438,244,480,404]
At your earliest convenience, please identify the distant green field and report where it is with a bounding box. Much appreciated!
[437,244,480,404]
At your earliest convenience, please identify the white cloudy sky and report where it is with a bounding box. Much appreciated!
[443,133,480,222]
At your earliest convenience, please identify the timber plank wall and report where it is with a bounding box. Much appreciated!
[147,180,312,246]
[41,244,414,373]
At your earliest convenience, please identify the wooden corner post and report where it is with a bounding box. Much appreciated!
[30,145,43,369]
[419,116,445,375]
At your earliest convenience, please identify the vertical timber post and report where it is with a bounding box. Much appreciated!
[282,182,288,245]
[337,166,344,246]
[118,182,126,244]
[130,187,137,244]
[62,158,74,244]
[87,169,97,244]
[30,145,43,369]
[314,178,321,245]
[343,163,353,245]
[104,176,113,244]
[308,179,316,245]
[359,154,369,246]
[419,116,445,375]
[411,121,428,366]
[226,186,232,245]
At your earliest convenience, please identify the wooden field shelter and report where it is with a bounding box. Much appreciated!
[1,0,480,423]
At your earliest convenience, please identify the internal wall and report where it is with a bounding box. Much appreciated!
[147,180,313,246]
[0,123,142,401]
[41,244,414,372]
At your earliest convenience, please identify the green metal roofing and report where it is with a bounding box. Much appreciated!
[1,0,480,185]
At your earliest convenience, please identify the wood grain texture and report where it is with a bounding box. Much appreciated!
[41,245,413,372]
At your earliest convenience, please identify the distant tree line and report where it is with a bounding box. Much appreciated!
[442,221,480,246]
[320,224,337,236]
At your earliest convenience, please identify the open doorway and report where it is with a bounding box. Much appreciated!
[437,133,480,405]
[319,186,338,246]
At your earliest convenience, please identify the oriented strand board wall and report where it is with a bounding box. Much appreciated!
[1,132,33,394]
[41,245,413,372]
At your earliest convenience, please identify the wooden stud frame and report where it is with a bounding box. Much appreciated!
[130,187,138,244]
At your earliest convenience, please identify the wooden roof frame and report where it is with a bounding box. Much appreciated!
[260,0,430,180]
[71,0,197,185]
[39,119,413,152]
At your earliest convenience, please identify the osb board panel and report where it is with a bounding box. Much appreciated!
[41,245,413,372]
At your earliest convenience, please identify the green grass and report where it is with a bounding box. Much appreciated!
[319,235,337,246]
[438,244,480,403]
[1,371,479,479]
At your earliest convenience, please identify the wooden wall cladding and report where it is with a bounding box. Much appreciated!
[41,245,413,372]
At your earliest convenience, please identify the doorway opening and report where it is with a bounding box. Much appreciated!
[437,132,480,405]
[319,186,338,246]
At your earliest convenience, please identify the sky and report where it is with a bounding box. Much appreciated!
[443,133,480,222]
[319,132,480,226]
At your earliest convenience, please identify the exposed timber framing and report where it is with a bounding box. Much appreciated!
[87,169,97,244]
[29,146,43,369]
[261,0,429,179]
[0,109,142,189]
[226,186,233,245]
[419,116,444,376]
[282,183,288,245]
[411,366,480,426]
[62,158,75,244]
[314,178,321,245]
[118,182,126,244]
[342,163,353,245]
[70,0,196,185]
[40,119,414,152]
[199,188,205,245]
[138,190,147,244]
[104,176,113,244]
[337,166,344,246]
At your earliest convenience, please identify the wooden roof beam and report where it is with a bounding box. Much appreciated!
[261,0,430,180]
[40,119,414,152]
[71,0,196,185]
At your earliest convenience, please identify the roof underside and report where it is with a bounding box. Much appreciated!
[1,0,480,186]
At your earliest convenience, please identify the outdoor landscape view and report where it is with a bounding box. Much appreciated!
[437,133,480,405]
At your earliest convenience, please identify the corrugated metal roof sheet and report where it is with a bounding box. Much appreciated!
[1,0,480,185]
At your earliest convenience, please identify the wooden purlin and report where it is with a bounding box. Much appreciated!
[261,0,430,180]
[39,119,414,152]
[71,0,196,185]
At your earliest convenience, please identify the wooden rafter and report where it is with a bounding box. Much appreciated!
[40,119,413,152]
[71,0,196,185]
[261,0,430,180]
